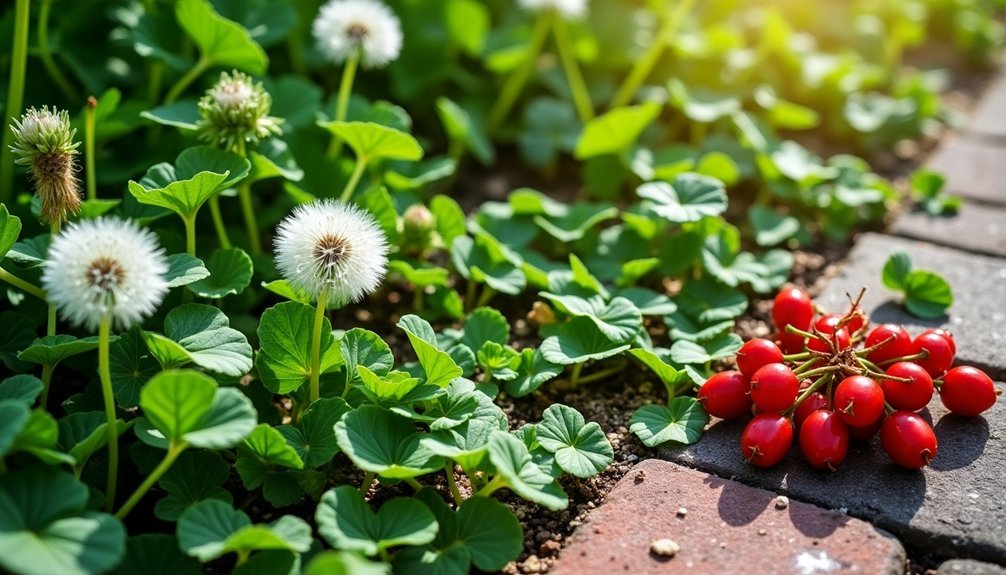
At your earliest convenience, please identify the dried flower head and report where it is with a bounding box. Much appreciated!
[518,0,589,20]
[42,218,169,331]
[274,199,389,304]
[313,0,403,69]
[197,71,283,152]
[9,106,81,224]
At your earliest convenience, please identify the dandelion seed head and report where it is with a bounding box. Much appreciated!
[313,0,403,68]
[42,218,169,332]
[274,199,389,304]
[518,0,589,20]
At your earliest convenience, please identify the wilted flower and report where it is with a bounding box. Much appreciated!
[274,199,389,304]
[42,218,169,331]
[313,0,403,68]
[197,71,283,152]
[518,0,589,20]
[9,106,81,224]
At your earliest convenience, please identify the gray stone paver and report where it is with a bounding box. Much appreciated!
[968,77,1006,140]
[658,382,1006,566]
[938,559,1006,575]
[890,202,1006,258]
[927,138,1006,206]
[816,233,1006,379]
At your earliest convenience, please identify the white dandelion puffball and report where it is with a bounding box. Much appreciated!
[519,0,589,20]
[313,0,403,68]
[274,199,389,304]
[42,218,169,332]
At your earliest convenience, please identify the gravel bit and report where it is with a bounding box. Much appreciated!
[774,495,790,510]
[650,538,681,557]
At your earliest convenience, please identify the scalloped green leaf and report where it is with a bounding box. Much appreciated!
[316,485,438,556]
[629,397,708,447]
[536,405,612,478]
[176,0,268,74]
[187,248,253,298]
[335,405,442,479]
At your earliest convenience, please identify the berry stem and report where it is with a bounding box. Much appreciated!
[0,0,31,204]
[876,350,929,367]
[783,352,812,362]
[786,373,832,417]
[792,357,822,376]
[785,324,828,343]
[797,365,840,380]
[857,333,896,357]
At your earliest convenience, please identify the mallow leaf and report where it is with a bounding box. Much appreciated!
[177,500,311,562]
[539,317,631,365]
[257,302,342,394]
[397,315,462,388]
[143,304,253,377]
[487,431,567,510]
[187,248,253,298]
[175,0,268,74]
[320,121,423,162]
[629,397,708,447]
[637,173,728,223]
[535,404,613,478]
[335,405,442,478]
[316,485,438,556]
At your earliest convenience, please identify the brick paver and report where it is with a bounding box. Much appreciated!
[927,138,1006,205]
[890,202,1006,258]
[815,233,1006,379]
[549,460,905,575]
[658,381,1006,565]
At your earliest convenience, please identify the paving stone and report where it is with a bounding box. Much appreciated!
[927,139,1006,206]
[549,459,905,575]
[890,202,1006,258]
[816,233,1006,379]
[968,77,1006,140]
[659,380,1006,566]
[938,559,1006,575]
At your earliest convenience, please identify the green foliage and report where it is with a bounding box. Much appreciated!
[882,251,954,319]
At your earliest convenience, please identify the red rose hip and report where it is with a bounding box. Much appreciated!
[794,392,828,429]
[881,411,937,469]
[736,338,784,378]
[799,410,849,470]
[750,363,799,413]
[698,371,752,420]
[741,413,794,468]
[772,287,813,331]
[940,366,997,417]
[912,332,955,377]
[834,375,885,427]
[865,324,913,365]
[882,362,934,411]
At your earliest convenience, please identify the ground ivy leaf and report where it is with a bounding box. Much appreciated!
[187,248,253,298]
[340,328,394,387]
[257,302,342,394]
[421,415,503,473]
[487,431,567,510]
[139,370,216,445]
[676,277,748,323]
[637,172,728,223]
[504,348,562,397]
[539,317,631,365]
[177,500,310,562]
[398,315,462,388]
[670,333,743,365]
[164,254,210,288]
[540,295,642,345]
[335,405,442,478]
[277,397,350,468]
[316,485,438,556]
[629,397,709,447]
[154,451,233,522]
[664,311,734,342]
[460,307,509,354]
[535,405,612,478]
[144,304,253,377]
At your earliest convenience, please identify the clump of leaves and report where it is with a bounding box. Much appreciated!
[882,251,954,319]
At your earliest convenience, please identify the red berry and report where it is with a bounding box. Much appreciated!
[807,327,850,353]
[833,375,885,427]
[750,364,799,413]
[799,410,849,470]
[844,310,866,335]
[940,366,997,417]
[865,324,913,365]
[813,313,842,333]
[741,414,794,468]
[920,328,956,355]
[881,411,937,469]
[794,392,828,429]
[912,332,955,377]
[847,418,883,442]
[882,362,934,411]
[698,371,752,420]
[774,331,806,354]
[736,339,784,378]
[772,287,813,332]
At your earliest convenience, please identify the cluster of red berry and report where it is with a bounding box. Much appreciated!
[698,286,998,471]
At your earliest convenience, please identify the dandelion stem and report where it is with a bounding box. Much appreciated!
[207,196,232,249]
[39,364,54,410]
[338,156,368,204]
[487,12,552,133]
[37,0,78,101]
[85,97,97,201]
[551,15,593,123]
[237,180,261,255]
[115,442,187,520]
[0,0,31,203]
[309,286,331,403]
[327,51,360,159]
[164,56,211,105]
[0,267,46,300]
[610,0,696,108]
[98,314,119,512]
[47,221,59,337]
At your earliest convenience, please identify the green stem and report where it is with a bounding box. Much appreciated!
[785,373,831,417]
[610,0,696,108]
[326,51,360,159]
[207,196,232,249]
[237,180,260,255]
[403,477,422,490]
[465,280,477,311]
[783,352,812,362]
[576,363,627,387]
[38,0,77,100]
[359,471,375,495]
[309,287,330,403]
[475,475,506,498]
[487,12,552,132]
[98,314,118,512]
[0,0,31,204]
[85,98,97,201]
[183,215,197,257]
[569,363,584,386]
[47,221,59,337]
[147,61,164,104]
[338,156,368,204]
[475,285,495,308]
[798,366,840,380]
[551,15,593,123]
[792,357,822,376]
[39,364,54,410]
[163,56,211,105]
[115,442,187,520]
[0,267,46,299]
[445,463,463,505]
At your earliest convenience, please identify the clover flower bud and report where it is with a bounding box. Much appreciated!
[197,71,283,152]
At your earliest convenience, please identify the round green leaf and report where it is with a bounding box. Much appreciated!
[535,404,613,478]
[140,370,216,445]
[277,397,350,468]
[487,431,567,510]
[111,534,202,575]
[637,173,728,223]
[629,397,709,447]
[903,270,953,319]
[574,103,661,159]
[335,405,442,478]
[503,348,562,397]
[316,485,438,555]
[257,302,342,394]
[0,203,23,259]
[187,248,253,298]
[178,500,310,562]
[164,254,211,288]
[17,335,102,369]
[176,0,268,74]
[0,374,44,405]
[145,304,253,377]
[320,121,423,161]
[175,146,250,189]
[128,171,230,220]
[539,317,631,365]
[155,451,233,521]
[305,551,390,575]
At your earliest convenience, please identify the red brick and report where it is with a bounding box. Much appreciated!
[550,460,905,575]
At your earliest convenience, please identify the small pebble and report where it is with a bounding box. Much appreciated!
[774,495,790,510]
[650,539,680,557]
[758,529,767,536]
[677,507,688,517]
